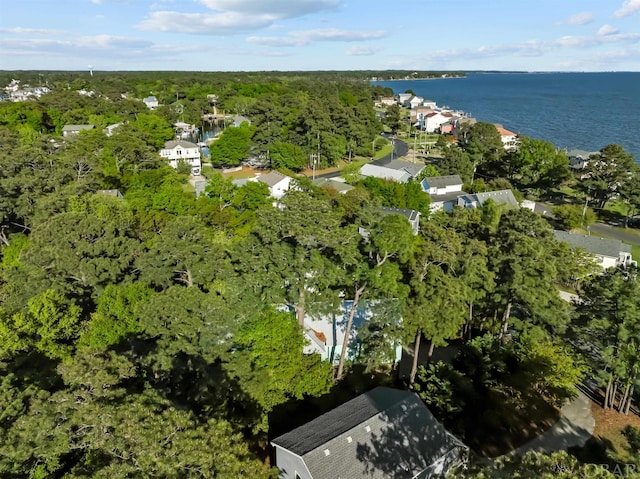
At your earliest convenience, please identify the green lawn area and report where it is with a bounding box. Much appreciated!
[374,143,394,160]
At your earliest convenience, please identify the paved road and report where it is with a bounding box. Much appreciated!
[504,391,595,457]
[588,223,640,245]
[314,136,410,179]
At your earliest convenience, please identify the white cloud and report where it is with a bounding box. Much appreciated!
[565,11,595,25]
[138,11,277,34]
[247,28,387,47]
[345,45,381,56]
[0,27,63,35]
[197,0,340,18]
[598,24,620,36]
[614,0,640,17]
[91,0,132,4]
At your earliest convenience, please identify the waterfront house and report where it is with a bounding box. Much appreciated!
[495,125,519,151]
[421,112,454,133]
[378,96,397,106]
[397,92,412,104]
[408,95,424,109]
[104,123,123,137]
[411,106,436,123]
[160,140,201,175]
[271,387,468,479]
[567,149,597,170]
[62,125,94,137]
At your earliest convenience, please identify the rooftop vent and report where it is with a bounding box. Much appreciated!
[364,425,371,433]
[323,449,330,456]
[347,436,353,443]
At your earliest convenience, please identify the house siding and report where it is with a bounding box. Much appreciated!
[273,445,313,479]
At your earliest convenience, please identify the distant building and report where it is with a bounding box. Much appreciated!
[312,178,355,195]
[62,125,94,137]
[104,123,123,137]
[421,175,464,196]
[380,207,421,235]
[143,95,158,110]
[360,164,412,183]
[567,149,598,170]
[96,189,124,199]
[159,140,201,175]
[494,125,519,151]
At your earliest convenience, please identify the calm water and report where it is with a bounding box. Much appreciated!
[373,72,640,162]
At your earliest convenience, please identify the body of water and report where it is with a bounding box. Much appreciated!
[373,72,640,162]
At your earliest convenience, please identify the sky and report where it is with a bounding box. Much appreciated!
[1,0,639,72]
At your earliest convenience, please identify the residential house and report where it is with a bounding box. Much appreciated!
[378,97,397,106]
[421,175,464,196]
[233,115,251,127]
[271,386,468,479]
[453,116,477,135]
[257,171,292,199]
[143,95,159,110]
[455,190,519,210]
[408,95,424,109]
[568,149,597,170]
[302,300,402,364]
[312,178,355,194]
[160,140,201,175]
[96,189,124,199]
[422,99,437,109]
[104,123,122,137]
[439,120,456,135]
[410,106,436,123]
[62,124,94,137]
[397,92,412,104]
[421,112,455,133]
[380,207,421,235]
[553,230,636,270]
[360,164,412,183]
[383,159,425,178]
[494,125,519,151]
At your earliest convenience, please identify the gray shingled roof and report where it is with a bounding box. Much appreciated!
[554,230,630,258]
[62,124,94,131]
[163,140,198,149]
[272,387,467,479]
[430,190,468,203]
[313,178,355,193]
[257,171,288,187]
[423,175,463,189]
[384,159,425,177]
[475,189,519,208]
[380,206,420,222]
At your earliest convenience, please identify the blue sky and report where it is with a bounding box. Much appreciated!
[1,0,639,71]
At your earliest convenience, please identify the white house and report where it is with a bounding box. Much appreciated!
[423,99,437,109]
[495,125,519,151]
[378,97,396,106]
[421,112,455,133]
[271,387,468,479]
[257,171,292,199]
[408,95,424,109]
[104,123,122,137]
[397,92,412,104]
[553,230,635,271]
[160,140,201,175]
[143,95,158,110]
[302,300,403,365]
[62,125,94,137]
[421,175,464,196]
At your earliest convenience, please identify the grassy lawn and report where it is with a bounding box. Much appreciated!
[374,143,394,159]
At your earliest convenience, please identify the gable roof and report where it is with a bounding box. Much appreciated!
[360,164,411,183]
[383,159,425,177]
[312,178,355,193]
[496,126,516,136]
[163,140,198,149]
[554,230,631,258]
[567,149,597,159]
[422,175,463,189]
[380,206,420,222]
[272,387,467,479]
[475,189,519,208]
[62,124,94,131]
[257,171,289,187]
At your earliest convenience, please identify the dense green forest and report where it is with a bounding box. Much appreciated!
[1,71,640,477]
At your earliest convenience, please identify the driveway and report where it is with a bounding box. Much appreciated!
[504,391,595,457]
[588,223,640,245]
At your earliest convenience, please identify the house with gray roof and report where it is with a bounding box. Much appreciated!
[383,159,425,178]
[312,178,354,195]
[568,149,598,170]
[271,386,468,479]
[257,171,292,199]
[421,175,464,195]
[455,189,519,210]
[380,207,421,235]
[62,124,94,137]
[553,230,635,270]
[360,163,412,183]
[160,140,201,175]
